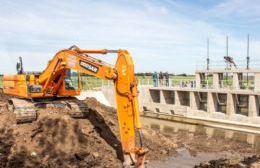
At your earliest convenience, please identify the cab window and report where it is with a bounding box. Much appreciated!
[65,70,79,90]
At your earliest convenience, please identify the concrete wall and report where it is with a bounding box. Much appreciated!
[101,86,116,107]
[102,85,260,119]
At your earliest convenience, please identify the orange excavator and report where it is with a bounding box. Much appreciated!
[3,46,147,167]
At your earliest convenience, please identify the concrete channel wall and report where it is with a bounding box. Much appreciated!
[102,86,260,126]
[140,87,260,124]
[139,86,260,133]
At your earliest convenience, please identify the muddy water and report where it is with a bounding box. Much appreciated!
[142,116,260,167]
[142,117,260,151]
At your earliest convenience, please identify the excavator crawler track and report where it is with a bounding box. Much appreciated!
[7,97,89,124]
[8,98,37,123]
[33,98,89,118]
[66,101,89,118]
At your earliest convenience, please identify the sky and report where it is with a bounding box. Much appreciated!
[1,0,260,74]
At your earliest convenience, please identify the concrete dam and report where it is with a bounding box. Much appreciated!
[97,68,260,148]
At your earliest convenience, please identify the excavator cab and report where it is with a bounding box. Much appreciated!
[57,69,81,97]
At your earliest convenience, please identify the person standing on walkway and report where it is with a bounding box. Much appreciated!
[152,71,158,87]
[165,72,169,87]
[159,72,163,86]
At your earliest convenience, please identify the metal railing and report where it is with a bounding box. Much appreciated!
[238,80,255,90]
[136,78,256,91]
[137,79,197,88]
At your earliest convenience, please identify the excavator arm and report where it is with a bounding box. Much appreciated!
[37,46,147,167]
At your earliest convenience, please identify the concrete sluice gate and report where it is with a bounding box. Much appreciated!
[141,88,256,118]
[142,88,258,118]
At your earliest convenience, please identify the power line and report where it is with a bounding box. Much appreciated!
[247,34,250,70]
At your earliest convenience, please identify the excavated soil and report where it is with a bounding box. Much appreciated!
[0,94,177,168]
[0,93,259,168]
[195,155,260,168]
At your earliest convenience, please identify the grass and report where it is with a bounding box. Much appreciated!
[79,76,104,90]
[79,75,196,89]
[0,74,194,90]
[78,75,197,89]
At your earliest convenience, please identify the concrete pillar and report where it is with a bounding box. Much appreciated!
[257,96,260,116]
[138,86,150,105]
[217,73,224,88]
[195,73,201,89]
[206,127,214,138]
[254,73,260,91]
[174,127,179,133]
[249,95,257,117]
[188,125,196,133]
[212,73,220,89]
[227,93,236,116]
[190,92,198,110]
[225,130,234,139]
[160,90,166,104]
[232,73,239,90]
[175,91,180,106]
[247,134,255,145]
[207,92,216,113]
[238,73,243,88]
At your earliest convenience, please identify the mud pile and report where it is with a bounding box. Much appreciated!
[0,104,122,167]
[195,155,260,168]
[0,95,177,168]
[84,98,177,161]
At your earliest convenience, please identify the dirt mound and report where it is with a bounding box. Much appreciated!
[0,95,177,168]
[84,98,178,161]
[0,105,122,167]
[195,155,260,168]
[0,93,8,113]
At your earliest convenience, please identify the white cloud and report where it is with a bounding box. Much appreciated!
[0,0,260,74]
[205,0,260,21]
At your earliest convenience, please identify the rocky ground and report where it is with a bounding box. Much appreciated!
[0,93,259,168]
